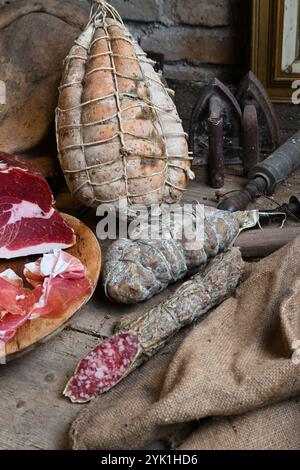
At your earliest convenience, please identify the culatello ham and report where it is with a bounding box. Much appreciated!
[56,0,193,212]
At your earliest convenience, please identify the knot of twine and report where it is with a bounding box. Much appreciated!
[89,0,124,24]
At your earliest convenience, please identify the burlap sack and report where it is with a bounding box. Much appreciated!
[70,237,300,450]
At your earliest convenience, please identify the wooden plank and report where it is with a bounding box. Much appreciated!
[0,329,99,450]
[236,226,300,258]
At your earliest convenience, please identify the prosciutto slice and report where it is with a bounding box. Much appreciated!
[0,312,32,343]
[0,152,76,259]
[0,272,35,316]
[0,251,91,343]
[25,250,92,319]
[31,277,92,319]
[0,270,35,342]
[24,250,87,284]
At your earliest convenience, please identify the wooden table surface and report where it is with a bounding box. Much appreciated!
[1,169,300,450]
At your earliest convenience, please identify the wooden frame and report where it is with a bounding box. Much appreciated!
[252,0,300,103]
[280,0,300,73]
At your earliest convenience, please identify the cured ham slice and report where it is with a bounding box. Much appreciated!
[24,251,92,319]
[31,277,92,319]
[0,251,91,343]
[0,312,32,343]
[0,152,52,212]
[0,152,76,259]
[24,250,87,285]
[0,270,35,343]
[0,273,35,316]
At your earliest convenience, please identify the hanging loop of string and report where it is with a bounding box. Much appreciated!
[89,0,124,26]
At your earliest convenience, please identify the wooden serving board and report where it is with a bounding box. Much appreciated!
[2,214,101,361]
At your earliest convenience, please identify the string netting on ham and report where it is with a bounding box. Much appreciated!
[56,0,193,209]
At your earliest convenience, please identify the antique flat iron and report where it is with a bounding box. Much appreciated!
[190,72,280,188]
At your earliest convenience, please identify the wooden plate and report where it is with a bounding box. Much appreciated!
[1,214,101,361]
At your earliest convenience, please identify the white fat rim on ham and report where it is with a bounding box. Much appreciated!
[40,250,73,278]
[0,242,74,260]
[0,165,28,173]
[25,250,86,279]
[2,200,54,225]
[0,268,22,284]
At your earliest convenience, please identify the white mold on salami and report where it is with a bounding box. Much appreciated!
[103,206,258,304]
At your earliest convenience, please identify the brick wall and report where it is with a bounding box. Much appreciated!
[0,0,252,131]
[109,0,252,131]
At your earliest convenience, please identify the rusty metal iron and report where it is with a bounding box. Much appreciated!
[218,177,267,213]
[208,95,224,188]
[190,79,242,168]
[242,104,259,175]
[190,72,280,190]
[218,131,300,212]
[236,71,280,156]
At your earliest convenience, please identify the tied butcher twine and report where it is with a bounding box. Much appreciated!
[56,0,194,212]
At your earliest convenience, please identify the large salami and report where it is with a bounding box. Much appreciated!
[103,205,257,304]
[64,248,244,403]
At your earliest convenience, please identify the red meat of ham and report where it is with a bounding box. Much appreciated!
[0,152,75,259]
[25,250,92,319]
[31,277,91,319]
[0,251,91,343]
[0,270,35,343]
[0,152,53,212]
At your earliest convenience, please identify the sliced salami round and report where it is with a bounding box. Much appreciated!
[64,332,141,403]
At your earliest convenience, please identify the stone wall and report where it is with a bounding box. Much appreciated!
[109,0,252,131]
[0,0,252,131]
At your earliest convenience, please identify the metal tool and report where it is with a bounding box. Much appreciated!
[242,104,259,174]
[190,72,280,189]
[208,95,224,188]
[190,79,242,188]
[235,71,280,175]
[258,195,300,224]
[236,71,280,157]
[218,131,300,212]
